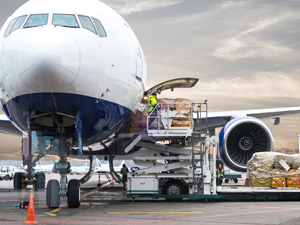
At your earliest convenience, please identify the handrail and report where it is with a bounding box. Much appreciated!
[147,102,207,131]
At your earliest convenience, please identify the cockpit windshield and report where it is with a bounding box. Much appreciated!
[4,18,17,37]
[24,14,48,28]
[10,15,27,34]
[78,15,97,34]
[53,14,79,28]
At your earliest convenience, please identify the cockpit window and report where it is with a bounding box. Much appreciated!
[92,18,107,37]
[78,15,96,34]
[10,15,27,34]
[53,14,79,28]
[4,18,17,37]
[24,14,48,28]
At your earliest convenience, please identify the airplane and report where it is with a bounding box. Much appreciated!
[23,156,56,174]
[95,159,125,173]
[70,158,124,174]
[33,156,56,174]
[0,0,300,208]
[70,165,89,175]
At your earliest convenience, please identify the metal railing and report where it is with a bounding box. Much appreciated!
[147,102,194,131]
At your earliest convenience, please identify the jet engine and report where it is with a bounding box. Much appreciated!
[219,117,274,172]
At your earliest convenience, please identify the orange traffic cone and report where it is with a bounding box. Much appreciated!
[24,194,37,224]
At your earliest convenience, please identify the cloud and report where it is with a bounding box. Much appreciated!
[103,0,184,15]
[212,36,293,61]
[212,12,300,61]
[197,70,300,99]
[154,1,244,24]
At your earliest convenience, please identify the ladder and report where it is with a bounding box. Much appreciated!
[191,103,208,194]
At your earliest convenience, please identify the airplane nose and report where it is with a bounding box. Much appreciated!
[18,28,80,92]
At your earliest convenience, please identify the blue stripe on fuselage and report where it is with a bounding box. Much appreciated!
[2,93,132,145]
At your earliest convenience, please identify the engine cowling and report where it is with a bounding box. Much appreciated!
[219,117,274,172]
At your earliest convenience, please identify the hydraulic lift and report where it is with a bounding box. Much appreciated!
[125,101,223,200]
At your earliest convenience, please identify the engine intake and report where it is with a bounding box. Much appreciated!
[219,117,274,172]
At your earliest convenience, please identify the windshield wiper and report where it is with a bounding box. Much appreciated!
[54,25,79,28]
[24,25,44,29]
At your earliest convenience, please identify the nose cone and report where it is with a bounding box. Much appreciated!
[18,28,80,92]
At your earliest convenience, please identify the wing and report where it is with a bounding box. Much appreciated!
[0,114,22,136]
[197,107,300,129]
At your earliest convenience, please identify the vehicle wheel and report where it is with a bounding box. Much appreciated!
[13,173,23,189]
[131,167,140,173]
[162,180,184,202]
[225,178,229,183]
[4,175,10,181]
[46,180,60,208]
[234,178,238,183]
[0,177,3,181]
[36,172,46,188]
[67,179,80,208]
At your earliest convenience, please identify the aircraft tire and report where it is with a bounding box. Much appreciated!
[36,172,46,188]
[67,179,81,208]
[46,180,60,208]
[234,178,238,183]
[13,172,23,189]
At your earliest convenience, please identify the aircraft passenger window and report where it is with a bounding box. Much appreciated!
[4,18,17,37]
[10,15,27,34]
[92,18,107,37]
[78,16,96,34]
[24,14,48,28]
[53,14,79,28]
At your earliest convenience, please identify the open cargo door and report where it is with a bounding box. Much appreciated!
[144,78,198,96]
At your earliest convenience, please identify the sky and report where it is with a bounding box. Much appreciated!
[0,0,300,160]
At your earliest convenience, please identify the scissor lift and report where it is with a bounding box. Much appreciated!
[126,102,223,200]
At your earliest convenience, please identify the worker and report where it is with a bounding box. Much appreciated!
[121,164,129,190]
[147,93,158,127]
[216,164,224,185]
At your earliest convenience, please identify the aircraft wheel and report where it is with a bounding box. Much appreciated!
[13,173,23,189]
[36,172,46,188]
[46,180,60,208]
[234,178,238,183]
[67,179,81,208]
[225,178,229,183]
[163,180,183,202]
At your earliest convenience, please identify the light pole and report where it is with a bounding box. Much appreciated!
[296,133,300,154]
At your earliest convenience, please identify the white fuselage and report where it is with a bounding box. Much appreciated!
[0,0,146,144]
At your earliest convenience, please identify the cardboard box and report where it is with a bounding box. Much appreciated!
[271,177,286,188]
[287,177,300,187]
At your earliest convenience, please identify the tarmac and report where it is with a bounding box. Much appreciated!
[0,174,300,225]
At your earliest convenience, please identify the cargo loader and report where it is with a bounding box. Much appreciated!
[124,99,300,201]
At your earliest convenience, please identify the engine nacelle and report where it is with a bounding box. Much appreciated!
[219,117,274,172]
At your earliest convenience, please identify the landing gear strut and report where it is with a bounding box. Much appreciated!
[25,110,84,208]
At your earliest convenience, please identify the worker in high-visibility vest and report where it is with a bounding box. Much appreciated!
[147,93,158,127]
[121,164,129,190]
[216,164,224,185]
